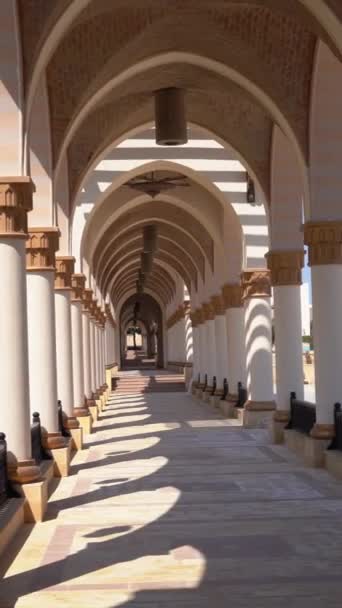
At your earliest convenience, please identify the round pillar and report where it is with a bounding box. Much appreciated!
[305,222,342,438]
[211,295,229,395]
[82,289,93,401]
[26,228,68,445]
[266,251,305,425]
[222,284,247,397]
[89,304,97,397]
[197,309,207,386]
[242,270,275,421]
[0,178,40,482]
[190,311,200,384]
[71,274,88,416]
[203,303,217,392]
[55,257,78,424]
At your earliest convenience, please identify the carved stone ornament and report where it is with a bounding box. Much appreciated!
[55,256,75,290]
[304,221,342,266]
[82,287,92,313]
[265,250,304,286]
[26,227,60,271]
[0,177,34,237]
[221,284,243,308]
[71,273,86,302]
[211,294,226,316]
[190,310,198,328]
[202,302,215,321]
[241,269,271,300]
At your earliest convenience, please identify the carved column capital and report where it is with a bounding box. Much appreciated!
[0,177,34,237]
[221,284,243,308]
[83,288,93,314]
[211,294,226,316]
[190,310,198,327]
[241,269,271,300]
[265,250,304,286]
[71,273,86,302]
[26,227,60,271]
[202,302,215,321]
[55,256,75,290]
[304,221,342,265]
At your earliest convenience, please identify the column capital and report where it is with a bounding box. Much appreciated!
[221,283,243,308]
[304,220,342,265]
[0,177,34,237]
[265,250,304,286]
[55,256,75,290]
[71,273,86,302]
[190,310,198,327]
[241,269,271,300]
[202,301,215,321]
[26,227,60,271]
[83,288,93,314]
[211,294,226,316]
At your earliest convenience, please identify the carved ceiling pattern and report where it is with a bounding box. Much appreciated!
[67,71,272,202]
[91,200,214,274]
[46,5,315,165]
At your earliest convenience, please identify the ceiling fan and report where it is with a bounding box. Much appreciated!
[125,172,189,198]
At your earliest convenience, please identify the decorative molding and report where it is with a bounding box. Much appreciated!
[167,302,190,329]
[83,288,93,314]
[202,302,215,321]
[105,303,117,328]
[265,250,304,286]
[241,269,271,300]
[55,256,75,290]
[221,284,243,308]
[71,273,86,302]
[0,177,34,237]
[310,423,335,440]
[304,221,342,266]
[211,294,226,316]
[26,227,60,271]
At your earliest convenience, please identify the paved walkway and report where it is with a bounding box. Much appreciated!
[2,371,342,606]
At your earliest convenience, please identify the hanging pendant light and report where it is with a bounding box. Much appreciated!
[155,88,188,146]
[143,225,157,253]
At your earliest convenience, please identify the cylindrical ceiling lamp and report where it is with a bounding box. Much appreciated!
[136,280,144,294]
[138,269,145,284]
[141,251,153,275]
[143,225,157,253]
[155,88,188,146]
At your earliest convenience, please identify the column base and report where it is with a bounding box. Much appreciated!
[218,398,236,418]
[13,475,49,523]
[42,432,68,450]
[242,400,276,428]
[7,459,41,484]
[195,387,204,400]
[51,438,72,477]
[325,450,342,479]
[284,428,331,467]
[0,498,25,560]
[271,410,290,444]
[73,406,89,418]
[76,414,92,436]
[210,395,221,409]
[88,404,98,423]
[202,388,213,403]
[69,427,83,450]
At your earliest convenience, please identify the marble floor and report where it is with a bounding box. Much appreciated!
[1,372,342,607]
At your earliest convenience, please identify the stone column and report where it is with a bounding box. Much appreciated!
[197,307,207,388]
[89,300,97,397]
[203,302,217,397]
[266,251,305,441]
[222,284,247,398]
[55,257,77,421]
[26,228,70,447]
[304,222,342,439]
[0,178,40,483]
[190,311,200,388]
[82,288,93,403]
[242,270,275,427]
[211,295,229,396]
[71,274,90,421]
